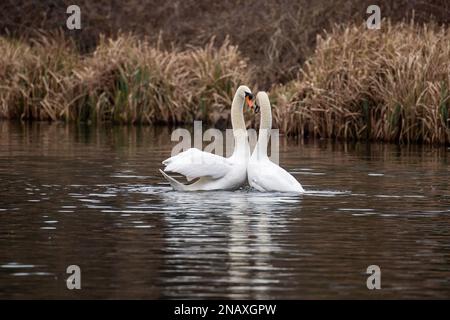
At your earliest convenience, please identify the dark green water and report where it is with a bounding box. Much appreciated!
[0,122,449,299]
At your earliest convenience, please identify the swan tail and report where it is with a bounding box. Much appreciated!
[159,169,188,191]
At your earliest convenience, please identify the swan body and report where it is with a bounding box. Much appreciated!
[247,92,305,193]
[160,85,253,191]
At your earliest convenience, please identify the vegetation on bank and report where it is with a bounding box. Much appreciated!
[2,0,449,86]
[0,22,449,144]
[0,35,249,124]
[271,22,450,145]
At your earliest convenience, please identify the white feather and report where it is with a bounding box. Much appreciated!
[163,148,232,181]
[159,85,252,191]
[248,91,304,193]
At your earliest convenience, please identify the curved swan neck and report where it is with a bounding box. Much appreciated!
[230,86,250,159]
[256,92,272,158]
[231,91,246,133]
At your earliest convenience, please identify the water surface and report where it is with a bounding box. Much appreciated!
[0,122,449,299]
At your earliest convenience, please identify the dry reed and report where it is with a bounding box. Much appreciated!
[270,21,450,144]
[0,21,449,145]
[0,34,250,125]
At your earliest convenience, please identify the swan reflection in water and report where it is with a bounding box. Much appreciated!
[158,189,303,299]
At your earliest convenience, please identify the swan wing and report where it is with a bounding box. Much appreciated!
[249,159,304,193]
[162,148,232,181]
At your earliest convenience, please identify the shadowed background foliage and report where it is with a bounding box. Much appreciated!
[1,0,449,86]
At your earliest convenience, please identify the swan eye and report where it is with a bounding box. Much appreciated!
[254,104,260,113]
[244,92,253,100]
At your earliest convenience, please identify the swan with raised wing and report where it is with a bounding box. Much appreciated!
[160,85,254,191]
[247,91,304,193]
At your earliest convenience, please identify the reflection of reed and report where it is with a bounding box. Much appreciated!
[1,121,449,298]
[1,121,447,197]
[281,137,449,196]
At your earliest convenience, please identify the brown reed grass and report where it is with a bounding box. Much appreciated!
[270,21,450,145]
[2,0,448,87]
[0,34,250,125]
[0,21,449,145]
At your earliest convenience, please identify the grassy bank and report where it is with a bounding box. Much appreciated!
[2,0,449,87]
[0,22,449,144]
[271,22,450,144]
[0,34,250,125]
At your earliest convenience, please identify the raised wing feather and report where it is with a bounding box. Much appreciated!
[162,148,232,181]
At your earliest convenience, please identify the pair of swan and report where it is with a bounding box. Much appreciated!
[159,85,304,193]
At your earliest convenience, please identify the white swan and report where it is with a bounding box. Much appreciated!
[247,91,305,193]
[160,85,254,191]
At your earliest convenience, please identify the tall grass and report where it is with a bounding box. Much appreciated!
[0,34,250,125]
[2,0,449,86]
[0,21,449,144]
[0,33,78,121]
[271,21,450,144]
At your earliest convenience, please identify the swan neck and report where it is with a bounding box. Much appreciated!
[232,133,250,159]
[230,89,249,159]
[231,93,246,132]
[257,100,272,158]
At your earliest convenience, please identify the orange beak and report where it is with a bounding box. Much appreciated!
[246,96,254,109]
